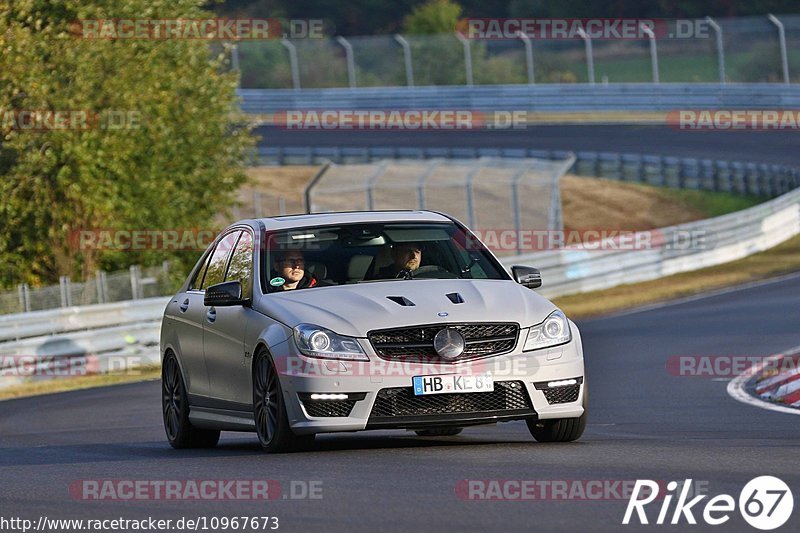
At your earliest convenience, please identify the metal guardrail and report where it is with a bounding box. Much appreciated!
[257,146,800,198]
[505,186,800,299]
[239,83,800,114]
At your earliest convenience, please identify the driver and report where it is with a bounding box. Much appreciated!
[268,250,318,291]
[375,242,422,279]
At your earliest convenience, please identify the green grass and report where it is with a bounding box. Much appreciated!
[656,188,764,218]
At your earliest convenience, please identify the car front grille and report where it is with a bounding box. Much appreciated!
[368,323,519,363]
[369,380,532,419]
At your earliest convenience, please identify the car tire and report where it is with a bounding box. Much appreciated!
[253,350,314,453]
[162,353,220,449]
[526,382,588,443]
[414,427,463,437]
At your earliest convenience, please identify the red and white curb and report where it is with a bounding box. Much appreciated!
[728,346,800,415]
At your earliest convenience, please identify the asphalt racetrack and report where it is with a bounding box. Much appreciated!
[256,124,800,165]
[2,274,799,532]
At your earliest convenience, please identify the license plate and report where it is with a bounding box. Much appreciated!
[412,373,494,396]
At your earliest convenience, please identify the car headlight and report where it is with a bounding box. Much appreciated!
[523,310,572,351]
[293,324,369,361]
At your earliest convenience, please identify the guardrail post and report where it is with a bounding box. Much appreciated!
[336,36,357,88]
[705,17,725,84]
[516,31,535,84]
[640,24,659,84]
[455,32,473,86]
[576,27,595,84]
[394,34,414,87]
[768,14,790,84]
[281,39,301,90]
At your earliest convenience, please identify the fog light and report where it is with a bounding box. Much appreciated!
[547,379,577,388]
[309,393,349,400]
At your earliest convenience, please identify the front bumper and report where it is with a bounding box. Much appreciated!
[273,324,585,434]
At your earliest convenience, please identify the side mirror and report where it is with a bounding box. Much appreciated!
[204,281,249,307]
[511,266,542,289]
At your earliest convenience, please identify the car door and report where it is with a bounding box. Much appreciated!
[203,229,257,407]
[167,246,214,397]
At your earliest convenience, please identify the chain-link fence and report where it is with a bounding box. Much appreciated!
[0,263,174,315]
[305,156,574,256]
[235,15,800,89]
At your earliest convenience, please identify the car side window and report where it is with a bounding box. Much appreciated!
[225,231,253,297]
[201,231,241,290]
[189,245,215,290]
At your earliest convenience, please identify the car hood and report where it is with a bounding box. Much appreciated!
[257,279,558,337]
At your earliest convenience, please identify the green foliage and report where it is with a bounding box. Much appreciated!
[403,0,462,35]
[0,0,253,288]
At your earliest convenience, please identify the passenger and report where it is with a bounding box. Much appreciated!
[375,242,423,278]
[268,250,318,291]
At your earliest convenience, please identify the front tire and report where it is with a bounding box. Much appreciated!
[526,382,587,443]
[253,351,314,453]
[162,353,220,449]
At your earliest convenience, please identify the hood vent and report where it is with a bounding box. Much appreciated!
[446,292,465,304]
[386,296,415,307]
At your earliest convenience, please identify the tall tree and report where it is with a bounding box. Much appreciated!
[0,0,253,288]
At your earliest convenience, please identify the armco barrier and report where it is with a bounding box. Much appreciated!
[502,187,800,299]
[257,147,800,198]
[239,83,800,114]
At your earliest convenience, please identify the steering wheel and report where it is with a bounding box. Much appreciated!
[413,265,458,279]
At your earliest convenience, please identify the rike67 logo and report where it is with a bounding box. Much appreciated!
[623,476,793,530]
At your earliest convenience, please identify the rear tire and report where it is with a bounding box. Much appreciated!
[162,353,220,449]
[253,351,314,453]
[414,427,463,437]
[527,382,587,443]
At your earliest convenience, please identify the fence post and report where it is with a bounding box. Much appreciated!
[394,34,414,87]
[281,39,301,90]
[455,32,473,86]
[22,284,31,312]
[95,270,107,304]
[464,158,486,229]
[768,14,790,84]
[130,265,141,300]
[416,159,442,209]
[641,23,659,84]
[705,17,725,84]
[510,161,532,255]
[335,36,357,88]
[231,44,240,89]
[365,161,389,210]
[516,31,535,84]
[576,27,595,85]
[59,276,71,307]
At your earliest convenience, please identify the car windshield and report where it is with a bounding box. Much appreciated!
[261,221,508,292]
